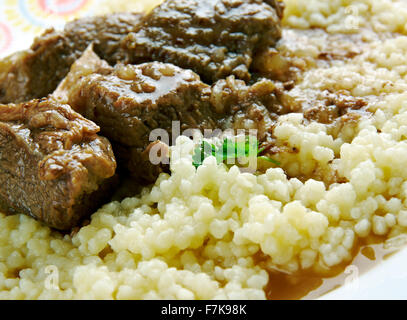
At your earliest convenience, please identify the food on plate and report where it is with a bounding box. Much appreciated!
[52,45,114,104]
[65,58,216,181]
[120,0,284,83]
[59,46,288,181]
[0,0,407,301]
[0,98,117,230]
[0,12,143,104]
[210,76,290,142]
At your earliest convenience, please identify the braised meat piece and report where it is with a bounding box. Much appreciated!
[0,98,117,230]
[121,0,284,83]
[211,76,291,141]
[66,61,217,181]
[53,45,114,103]
[0,12,142,104]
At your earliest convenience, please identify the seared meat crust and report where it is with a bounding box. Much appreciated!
[0,98,117,230]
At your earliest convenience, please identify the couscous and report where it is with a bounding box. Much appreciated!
[1,0,407,300]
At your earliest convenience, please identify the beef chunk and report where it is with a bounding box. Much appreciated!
[121,0,284,83]
[0,0,285,103]
[0,12,142,104]
[0,98,117,230]
[66,61,217,181]
[53,44,114,103]
[211,76,290,141]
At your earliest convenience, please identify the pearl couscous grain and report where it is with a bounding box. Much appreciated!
[1,0,407,299]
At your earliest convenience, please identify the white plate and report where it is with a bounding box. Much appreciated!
[319,246,407,300]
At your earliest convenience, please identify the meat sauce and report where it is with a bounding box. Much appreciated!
[263,236,401,300]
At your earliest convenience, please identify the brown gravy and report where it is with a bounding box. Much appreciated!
[261,235,403,300]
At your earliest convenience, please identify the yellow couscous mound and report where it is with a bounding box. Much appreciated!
[2,0,407,299]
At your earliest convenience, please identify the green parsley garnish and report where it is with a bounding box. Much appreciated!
[192,136,280,169]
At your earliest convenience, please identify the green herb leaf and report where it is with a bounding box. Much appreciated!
[192,141,217,168]
[192,136,280,170]
[258,156,281,166]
